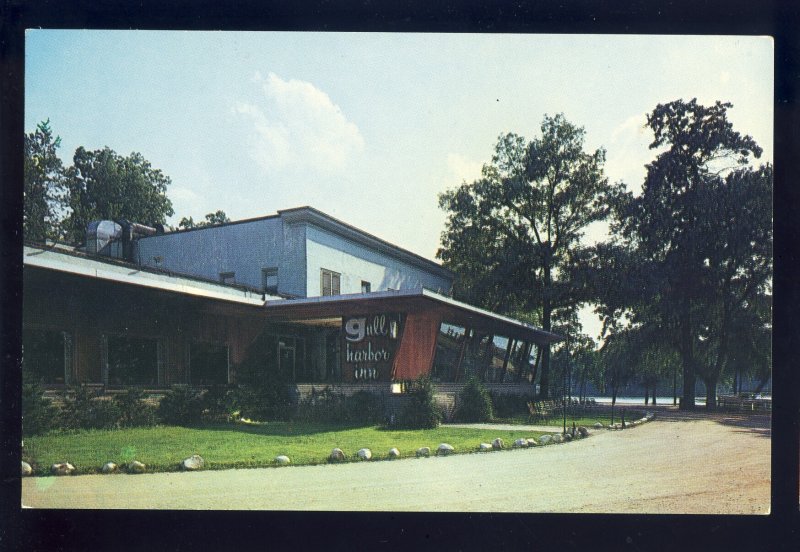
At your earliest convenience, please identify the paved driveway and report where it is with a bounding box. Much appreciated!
[21,408,770,513]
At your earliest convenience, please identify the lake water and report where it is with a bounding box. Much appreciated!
[589,396,706,406]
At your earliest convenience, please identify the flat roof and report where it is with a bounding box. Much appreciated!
[264,288,563,345]
[23,245,271,307]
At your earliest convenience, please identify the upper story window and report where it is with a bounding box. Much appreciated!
[262,267,278,295]
[220,271,236,285]
[321,268,341,296]
[361,281,371,294]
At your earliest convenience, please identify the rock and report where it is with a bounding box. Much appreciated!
[538,434,552,445]
[492,438,504,450]
[357,448,372,461]
[578,426,589,437]
[21,461,32,477]
[437,443,454,456]
[127,461,146,474]
[526,438,538,447]
[479,443,492,451]
[388,448,400,459]
[563,432,573,441]
[513,438,528,448]
[101,462,118,474]
[329,448,346,463]
[593,422,604,429]
[51,462,75,476]
[182,454,205,471]
[416,447,431,458]
[552,434,563,444]
[275,455,291,465]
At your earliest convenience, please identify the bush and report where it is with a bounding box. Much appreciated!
[454,377,493,422]
[21,379,58,436]
[202,385,239,423]
[295,388,384,425]
[234,333,293,421]
[157,386,204,426]
[397,376,442,429]
[489,392,530,419]
[59,385,122,430]
[113,387,158,427]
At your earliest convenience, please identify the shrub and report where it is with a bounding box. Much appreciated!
[113,388,158,427]
[59,385,122,430]
[343,390,384,425]
[489,392,529,419]
[454,377,493,422]
[234,333,293,421]
[21,378,58,436]
[202,385,239,423]
[397,376,442,429]
[295,388,385,425]
[157,386,204,426]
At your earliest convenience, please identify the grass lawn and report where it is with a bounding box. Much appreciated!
[23,422,561,476]
[493,409,646,428]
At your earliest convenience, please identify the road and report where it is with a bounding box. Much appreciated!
[21,406,770,513]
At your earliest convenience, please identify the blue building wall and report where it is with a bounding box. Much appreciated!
[304,225,452,295]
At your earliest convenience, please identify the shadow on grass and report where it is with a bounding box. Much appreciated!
[190,421,381,437]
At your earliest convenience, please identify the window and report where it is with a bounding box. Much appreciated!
[23,328,71,384]
[361,281,371,294]
[190,342,229,385]
[220,271,236,285]
[431,323,466,382]
[106,335,159,386]
[262,267,278,294]
[320,268,341,296]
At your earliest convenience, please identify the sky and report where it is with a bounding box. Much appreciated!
[25,31,774,342]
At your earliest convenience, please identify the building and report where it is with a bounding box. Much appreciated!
[22,207,562,405]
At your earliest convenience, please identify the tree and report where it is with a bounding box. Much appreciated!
[609,99,771,409]
[438,114,618,398]
[178,210,231,230]
[62,147,174,244]
[23,119,67,242]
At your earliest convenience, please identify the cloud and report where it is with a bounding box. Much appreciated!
[234,72,364,174]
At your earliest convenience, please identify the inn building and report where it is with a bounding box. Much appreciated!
[22,207,562,406]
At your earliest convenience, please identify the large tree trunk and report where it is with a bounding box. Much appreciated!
[704,376,718,410]
[678,299,696,410]
[539,280,552,399]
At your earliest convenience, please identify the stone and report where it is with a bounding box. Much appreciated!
[21,461,32,477]
[492,438,504,450]
[437,443,454,456]
[275,455,291,465]
[388,448,400,459]
[357,448,372,461]
[127,461,146,474]
[593,422,604,429]
[329,448,346,463]
[578,426,589,437]
[538,434,552,445]
[513,438,528,448]
[101,462,118,474]
[51,462,75,476]
[182,454,205,471]
[416,447,431,458]
[552,434,563,444]
[479,443,492,451]
[564,432,574,441]
[526,438,538,447]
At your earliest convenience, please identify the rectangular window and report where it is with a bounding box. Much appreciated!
[262,267,279,294]
[190,342,229,385]
[361,281,371,293]
[320,268,341,296]
[107,335,159,386]
[22,328,71,384]
[432,323,467,382]
[220,271,236,285]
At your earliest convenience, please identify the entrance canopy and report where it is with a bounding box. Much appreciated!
[263,288,563,345]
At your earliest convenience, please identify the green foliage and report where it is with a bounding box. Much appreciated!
[59,385,123,430]
[489,392,530,419]
[397,376,442,429]
[201,385,239,423]
[156,386,205,426]
[24,119,67,242]
[21,378,58,436]
[454,377,494,422]
[62,146,174,244]
[113,388,158,428]
[234,333,293,421]
[178,210,231,230]
[294,388,384,425]
[438,114,619,398]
